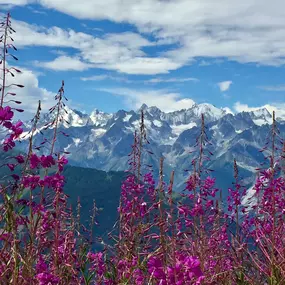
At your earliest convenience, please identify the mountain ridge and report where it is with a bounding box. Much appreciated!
[16,101,285,198]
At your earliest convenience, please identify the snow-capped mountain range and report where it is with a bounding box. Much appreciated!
[18,102,285,197]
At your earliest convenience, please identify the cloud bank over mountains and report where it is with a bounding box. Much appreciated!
[0,1,284,117]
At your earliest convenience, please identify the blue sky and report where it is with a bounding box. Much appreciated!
[1,0,285,117]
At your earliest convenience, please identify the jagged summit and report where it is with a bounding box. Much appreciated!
[136,103,149,113]
[33,102,284,131]
[89,108,112,126]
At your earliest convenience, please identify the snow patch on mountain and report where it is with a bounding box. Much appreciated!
[253,119,268,126]
[153,120,162,127]
[236,162,257,173]
[91,128,106,137]
[172,122,197,136]
[222,107,234,115]
[132,119,152,129]
[64,144,72,152]
[248,108,272,126]
[123,114,132,122]
[191,103,226,119]
[242,185,257,210]
[72,138,82,146]
[89,109,112,126]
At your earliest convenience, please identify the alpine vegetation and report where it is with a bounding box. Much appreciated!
[0,13,285,285]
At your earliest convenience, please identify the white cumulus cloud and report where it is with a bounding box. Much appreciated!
[218,81,232,92]
[35,56,92,71]
[5,0,285,74]
[4,66,56,119]
[233,101,285,119]
[97,87,195,112]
